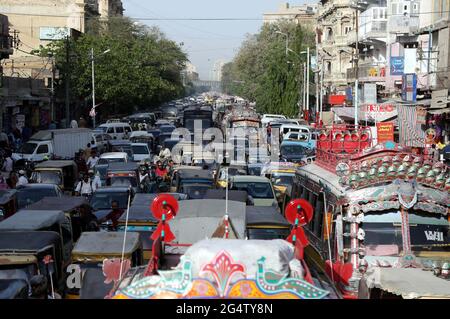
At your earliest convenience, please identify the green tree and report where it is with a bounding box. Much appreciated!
[38,17,188,121]
[222,21,314,117]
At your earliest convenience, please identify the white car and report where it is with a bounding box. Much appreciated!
[100,152,129,163]
[261,114,287,127]
[131,143,151,162]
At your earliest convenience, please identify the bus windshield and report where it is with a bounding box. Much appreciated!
[363,209,450,256]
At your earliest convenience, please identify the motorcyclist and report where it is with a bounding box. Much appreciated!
[16,170,29,187]
[74,173,96,198]
[138,166,150,192]
[155,161,168,179]
[159,147,171,161]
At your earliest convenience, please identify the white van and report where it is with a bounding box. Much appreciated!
[280,124,310,136]
[97,123,132,140]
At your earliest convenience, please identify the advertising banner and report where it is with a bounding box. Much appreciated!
[390,56,404,75]
[376,122,394,143]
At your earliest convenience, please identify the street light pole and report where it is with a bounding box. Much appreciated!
[90,48,110,129]
[303,62,306,118]
[306,47,310,117]
[91,48,96,129]
[354,2,360,128]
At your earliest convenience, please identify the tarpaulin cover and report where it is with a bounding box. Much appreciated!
[362,267,450,299]
[182,239,295,282]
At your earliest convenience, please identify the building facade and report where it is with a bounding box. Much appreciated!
[0,0,123,132]
[316,0,359,101]
[264,2,318,30]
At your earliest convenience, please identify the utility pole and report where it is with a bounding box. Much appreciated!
[306,47,310,116]
[354,4,360,128]
[316,64,319,123]
[303,62,306,118]
[90,48,110,129]
[320,67,324,122]
[50,55,55,121]
[65,36,70,127]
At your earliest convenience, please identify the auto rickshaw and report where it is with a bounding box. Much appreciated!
[24,196,90,242]
[0,231,65,298]
[245,206,290,240]
[0,210,73,268]
[67,232,143,299]
[117,193,188,260]
[0,189,17,221]
[31,160,78,194]
[106,162,140,193]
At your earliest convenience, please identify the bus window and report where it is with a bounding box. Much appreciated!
[308,191,317,232]
[314,196,324,237]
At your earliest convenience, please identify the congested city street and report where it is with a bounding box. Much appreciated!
[0,0,449,303]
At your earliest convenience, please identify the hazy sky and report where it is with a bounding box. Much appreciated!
[121,0,309,80]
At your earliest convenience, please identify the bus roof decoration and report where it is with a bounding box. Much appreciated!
[150,194,179,243]
[314,130,450,192]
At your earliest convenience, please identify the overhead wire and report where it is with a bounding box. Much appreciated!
[4,10,450,19]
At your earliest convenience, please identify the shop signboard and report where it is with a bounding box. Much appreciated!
[390,56,404,75]
[376,122,394,143]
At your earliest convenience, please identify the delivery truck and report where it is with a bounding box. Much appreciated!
[12,128,93,162]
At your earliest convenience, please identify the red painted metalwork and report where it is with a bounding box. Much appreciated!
[316,125,373,172]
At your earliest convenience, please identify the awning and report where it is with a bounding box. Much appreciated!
[332,106,398,123]
[363,267,450,299]
[428,107,450,115]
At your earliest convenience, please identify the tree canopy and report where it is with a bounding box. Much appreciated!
[37,17,188,118]
[222,21,315,117]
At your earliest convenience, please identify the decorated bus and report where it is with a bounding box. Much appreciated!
[292,125,450,299]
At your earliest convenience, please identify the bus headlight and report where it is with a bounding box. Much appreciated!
[0,208,4,218]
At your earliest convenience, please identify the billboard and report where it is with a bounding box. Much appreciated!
[390,56,404,75]
[377,122,394,143]
[40,27,70,40]
[402,73,417,102]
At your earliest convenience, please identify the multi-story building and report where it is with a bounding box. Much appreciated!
[0,0,123,131]
[264,2,318,30]
[1,0,123,61]
[316,0,358,103]
[417,0,450,93]
[0,14,13,60]
[385,0,421,95]
[346,4,388,94]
